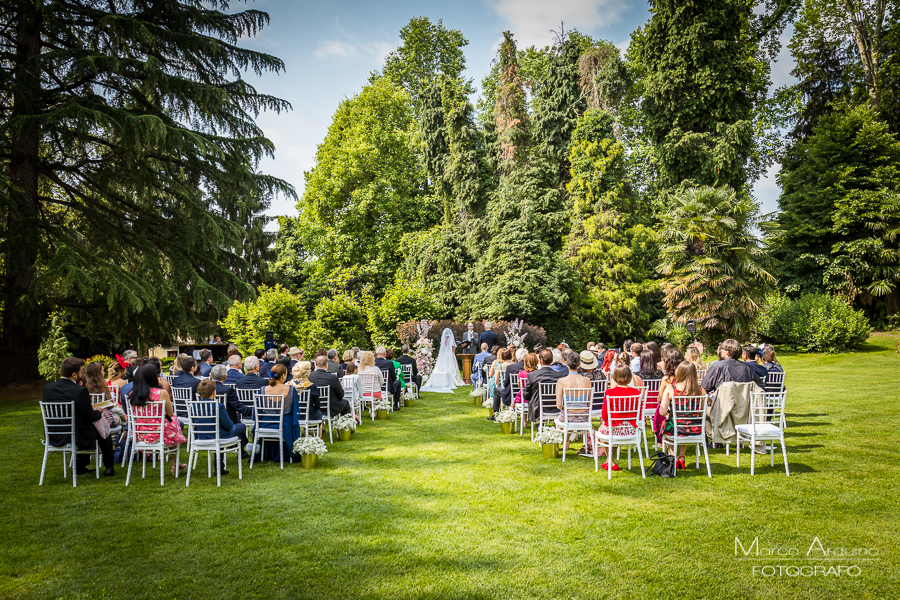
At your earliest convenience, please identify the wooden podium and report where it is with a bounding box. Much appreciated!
[461,354,474,384]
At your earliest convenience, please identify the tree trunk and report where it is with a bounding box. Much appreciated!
[1,1,43,380]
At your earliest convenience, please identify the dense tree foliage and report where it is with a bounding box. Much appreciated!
[0,0,291,375]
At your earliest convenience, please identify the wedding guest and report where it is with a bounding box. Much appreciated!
[659,349,686,399]
[523,349,567,422]
[309,355,351,417]
[209,364,252,444]
[148,357,172,397]
[235,356,268,391]
[658,343,674,371]
[130,363,187,476]
[106,363,127,395]
[743,344,769,380]
[637,350,663,381]
[385,348,406,390]
[259,349,277,379]
[657,362,705,471]
[374,347,402,410]
[171,356,201,397]
[359,351,386,401]
[556,352,593,456]
[596,365,643,471]
[480,321,499,351]
[514,353,538,406]
[123,350,138,382]
[198,349,214,377]
[291,361,323,426]
[700,339,761,394]
[258,363,301,464]
[288,346,302,369]
[685,346,706,373]
[275,355,293,382]
[760,345,784,393]
[224,354,245,385]
[550,348,569,374]
[326,349,345,378]
[472,343,492,386]
[488,348,512,408]
[629,342,643,373]
[499,348,528,410]
[396,345,421,391]
[341,349,355,370]
[84,362,125,431]
[615,351,643,387]
[194,379,245,475]
[577,350,606,383]
[645,341,661,371]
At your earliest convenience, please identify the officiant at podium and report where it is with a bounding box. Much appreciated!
[460,323,480,354]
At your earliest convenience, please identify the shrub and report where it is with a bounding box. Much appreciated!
[311,293,369,348]
[85,355,115,370]
[754,293,871,352]
[367,279,439,347]
[37,313,70,382]
[218,284,309,355]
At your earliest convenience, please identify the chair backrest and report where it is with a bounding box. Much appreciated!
[750,391,786,426]
[223,382,236,390]
[255,394,285,430]
[605,393,642,428]
[187,399,222,443]
[668,395,708,438]
[89,392,107,406]
[360,372,377,396]
[498,370,507,389]
[317,386,331,417]
[130,400,166,441]
[163,374,175,385]
[401,364,413,383]
[537,382,558,422]
[340,375,354,394]
[560,387,592,423]
[510,373,520,396]
[765,371,785,392]
[107,384,120,405]
[380,369,390,393]
[40,401,75,443]
[697,368,708,382]
[642,379,663,410]
[236,387,257,404]
[171,387,192,420]
[590,378,608,412]
[295,388,313,422]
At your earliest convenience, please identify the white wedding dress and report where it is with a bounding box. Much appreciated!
[420,328,464,393]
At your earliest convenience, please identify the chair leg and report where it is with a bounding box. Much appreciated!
[770,440,775,467]
[593,433,599,472]
[96,445,101,479]
[703,441,712,478]
[736,437,741,467]
[186,449,193,486]
[237,445,243,480]
[696,443,700,468]
[142,450,147,479]
[781,435,790,476]
[279,434,284,469]
[160,449,165,486]
[636,436,646,478]
[607,440,613,480]
[750,435,756,476]
[672,438,678,477]
[561,426,568,463]
[126,446,135,486]
[216,449,221,487]
[39,448,49,486]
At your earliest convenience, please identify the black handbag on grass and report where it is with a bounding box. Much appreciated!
[649,451,676,477]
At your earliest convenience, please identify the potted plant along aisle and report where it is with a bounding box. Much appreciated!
[402,389,416,407]
[470,385,486,405]
[333,413,356,441]
[534,425,564,458]
[494,409,517,434]
[482,397,494,417]
[293,435,328,469]
[373,398,391,420]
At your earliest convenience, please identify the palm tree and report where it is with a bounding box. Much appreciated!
[657,186,777,341]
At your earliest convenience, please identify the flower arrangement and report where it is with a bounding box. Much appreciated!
[469,386,487,398]
[533,425,564,445]
[401,388,417,403]
[413,324,435,382]
[482,397,493,409]
[504,318,528,348]
[373,398,392,412]
[292,435,328,456]
[333,413,357,431]
[493,409,517,423]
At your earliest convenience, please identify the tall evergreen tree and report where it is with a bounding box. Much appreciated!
[0,0,292,376]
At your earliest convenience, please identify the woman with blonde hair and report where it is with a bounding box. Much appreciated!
[290,360,322,424]
[685,346,706,372]
[106,362,126,392]
[657,362,705,471]
[358,351,385,399]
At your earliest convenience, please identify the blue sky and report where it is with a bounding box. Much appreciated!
[240,0,796,223]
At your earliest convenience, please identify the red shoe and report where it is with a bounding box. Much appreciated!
[600,462,620,471]
[676,457,686,471]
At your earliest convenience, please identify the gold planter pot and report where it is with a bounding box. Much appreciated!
[542,443,559,459]
[499,422,514,434]
[375,409,388,420]
[338,429,352,441]
[300,454,318,469]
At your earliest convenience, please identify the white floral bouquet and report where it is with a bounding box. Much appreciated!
[482,397,493,409]
[333,413,357,431]
[401,389,417,402]
[494,409,517,423]
[504,318,528,348]
[533,425,564,445]
[373,398,392,412]
[292,435,328,456]
[469,386,487,398]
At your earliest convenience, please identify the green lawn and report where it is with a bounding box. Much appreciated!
[1,337,898,599]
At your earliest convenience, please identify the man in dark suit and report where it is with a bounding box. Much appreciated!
[122,349,138,382]
[258,348,276,379]
[197,349,214,377]
[224,354,245,385]
[496,348,527,417]
[236,356,268,391]
[522,349,567,422]
[210,364,252,448]
[701,339,764,394]
[460,322,480,354]
[479,322,499,354]
[326,349,345,378]
[396,344,421,394]
[309,356,352,417]
[374,346,402,410]
[171,356,202,396]
[44,357,116,476]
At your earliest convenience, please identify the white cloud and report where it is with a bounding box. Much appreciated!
[489,0,631,49]
[314,39,359,59]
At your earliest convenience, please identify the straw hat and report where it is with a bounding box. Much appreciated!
[579,350,598,369]
[288,346,301,357]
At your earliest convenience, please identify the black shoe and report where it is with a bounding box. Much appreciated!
[241,451,250,460]
[75,467,95,475]
[104,467,115,477]
[487,416,496,421]
[217,467,230,476]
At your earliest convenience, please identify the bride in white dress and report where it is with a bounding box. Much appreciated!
[420,328,465,393]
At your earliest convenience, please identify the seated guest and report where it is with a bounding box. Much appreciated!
[148,357,173,397]
[262,364,293,413]
[254,349,265,363]
[309,355,352,418]
[359,351,386,399]
[657,362,705,471]
[44,357,117,476]
[236,356,268,391]
[84,362,124,426]
[278,343,289,359]
[341,349,355,370]
[259,348,277,379]
[224,344,241,364]
[658,349,685,399]
[122,349,139,382]
[743,344,769,380]
[106,362,127,395]
[193,379,245,476]
[396,345,422,392]
[256,363,301,463]
[198,349,214,377]
[171,357,201,397]
[326,349,345,378]
[386,348,406,390]
[210,364,252,448]
[700,339,762,394]
[498,348,528,412]
[480,321,499,352]
[170,353,188,376]
[645,341,661,371]
[471,343,493,386]
[224,354,245,385]
[596,365,643,471]
[119,357,144,400]
[658,343,674,371]
[275,355,293,382]
[342,362,364,413]
[515,352,538,405]
[374,346,402,410]
[615,351,643,388]
[488,348,512,409]
[685,346,706,373]
[555,352,594,456]
[760,345,784,393]
[290,361,323,424]
[550,348,569,374]
[485,345,499,370]
[288,347,302,369]
[637,350,663,381]
[130,363,188,475]
[629,342,643,373]
[523,349,567,422]
[577,350,606,383]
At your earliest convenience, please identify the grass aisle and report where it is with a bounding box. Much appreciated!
[1,337,898,599]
